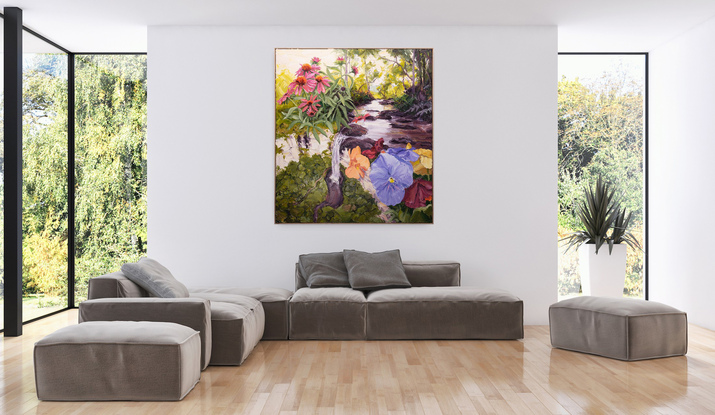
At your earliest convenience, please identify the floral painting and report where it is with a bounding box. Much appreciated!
[275,48,433,223]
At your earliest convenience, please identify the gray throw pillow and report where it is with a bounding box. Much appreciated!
[299,252,350,288]
[120,257,189,298]
[343,249,411,291]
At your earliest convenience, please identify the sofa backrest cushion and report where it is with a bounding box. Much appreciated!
[121,257,189,298]
[295,260,461,290]
[402,262,461,287]
[298,252,350,288]
[88,272,150,299]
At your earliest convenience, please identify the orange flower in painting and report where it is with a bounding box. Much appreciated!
[345,147,370,179]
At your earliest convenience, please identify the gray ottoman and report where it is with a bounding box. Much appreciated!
[34,321,201,401]
[549,296,688,361]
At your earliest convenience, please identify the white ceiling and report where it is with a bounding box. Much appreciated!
[1,0,714,52]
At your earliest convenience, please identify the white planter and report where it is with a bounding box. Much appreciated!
[578,244,627,298]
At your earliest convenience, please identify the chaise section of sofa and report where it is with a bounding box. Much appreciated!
[85,271,276,365]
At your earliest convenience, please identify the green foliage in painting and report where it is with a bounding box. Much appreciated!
[275,154,381,223]
[350,88,374,106]
[277,58,356,143]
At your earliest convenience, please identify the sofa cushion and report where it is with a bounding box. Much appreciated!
[189,287,293,340]
[290,287,366,303]
[121,257,189,298]
[299,252,350,288]
[366,287,524,340]
[189,293,264,365]
[88,272,150,299]
[343,249,411,291]
[289,288,367,340]
[403,262,461,287]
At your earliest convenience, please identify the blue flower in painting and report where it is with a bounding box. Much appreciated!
[369,153,414,206]
[387,146,419,165]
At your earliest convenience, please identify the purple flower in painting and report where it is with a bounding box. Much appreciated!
[311,57,321,65]
[369,153,414,206]
[387,146,419,165]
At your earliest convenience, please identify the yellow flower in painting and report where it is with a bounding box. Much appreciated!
[345,147,370,179]
[412,148,433,175]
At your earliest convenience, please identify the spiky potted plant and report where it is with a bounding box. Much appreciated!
[560,176,641,298]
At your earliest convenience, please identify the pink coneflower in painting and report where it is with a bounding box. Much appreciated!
[314,74,331,94]
[295,63,320,77]
[299,95,321,116]
[311,57,321,65]
[277,91,291,105]
[351,66,359,75]
[336,56,345,65]
[288,75,316,95]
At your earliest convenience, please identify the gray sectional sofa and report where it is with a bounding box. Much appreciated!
[80,254,523,369]
[290,261,524,340]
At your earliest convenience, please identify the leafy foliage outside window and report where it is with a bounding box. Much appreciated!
[558,56,645,298]
[74,55,147,304]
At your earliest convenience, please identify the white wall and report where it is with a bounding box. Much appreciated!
[147,26,557,325]
[649,16,715,331]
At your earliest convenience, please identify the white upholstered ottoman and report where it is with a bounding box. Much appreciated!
[34,321,201,401]
[549,296,687,361]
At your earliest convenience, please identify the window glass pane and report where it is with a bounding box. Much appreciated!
[558,54,646,300]
[74,55,147,305]
[22,32,69,321]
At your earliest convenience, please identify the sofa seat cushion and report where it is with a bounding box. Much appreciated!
[289,288,367,340]
[291,287,366,303]
[549,296,688,361]
[366,287,523,340]
[189,293,264,365]
[190,287,293,340]
[367,286,519,303]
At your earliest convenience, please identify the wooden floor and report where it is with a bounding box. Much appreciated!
[2,310,715,414]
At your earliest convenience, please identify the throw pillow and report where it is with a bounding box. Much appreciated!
[299,252,350,288]
[343,249,411,291]
[120,257,189,298]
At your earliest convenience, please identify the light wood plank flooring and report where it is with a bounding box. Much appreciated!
[2,309,715,414]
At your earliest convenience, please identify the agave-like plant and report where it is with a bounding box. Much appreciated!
[611,207,642,251]
[561,176,640,255]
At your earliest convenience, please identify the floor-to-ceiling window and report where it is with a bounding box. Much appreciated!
[21,31,69,321]
[2,9,147,332]
[74,55,147,305]
[558,53,647,299]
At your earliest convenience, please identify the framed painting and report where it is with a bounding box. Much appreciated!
[275,48,433,223]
